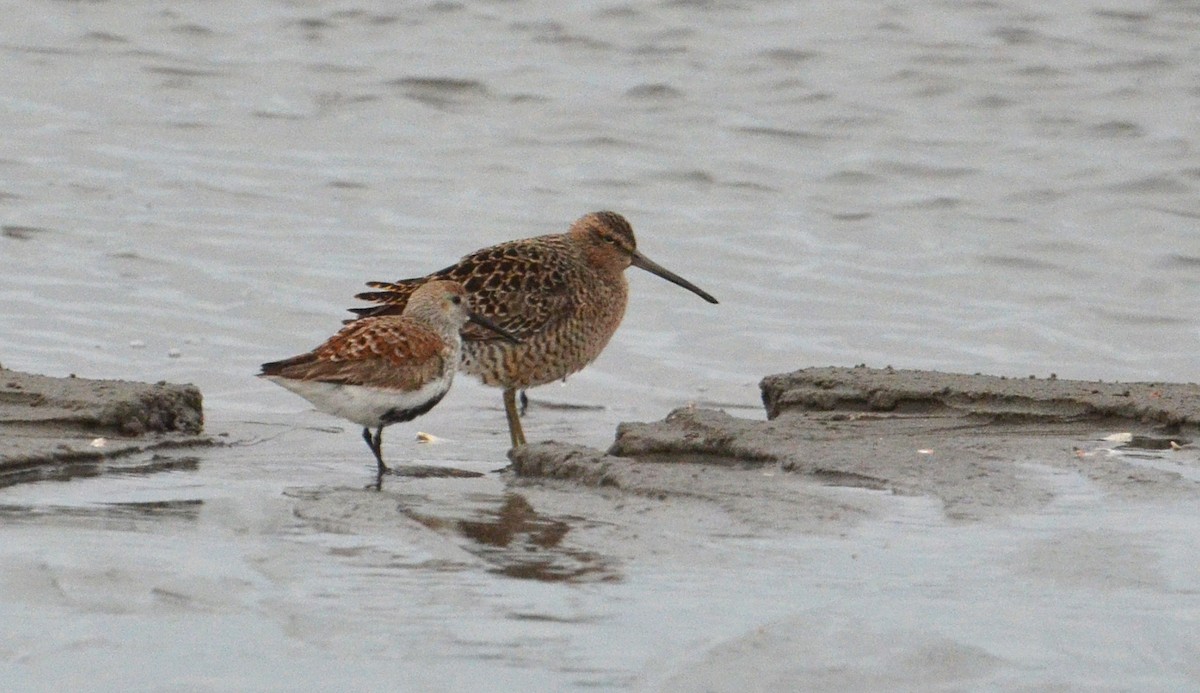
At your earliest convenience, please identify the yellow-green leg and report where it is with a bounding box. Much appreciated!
[503,387,527,448]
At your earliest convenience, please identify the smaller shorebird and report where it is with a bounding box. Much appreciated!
[350,211,718,447]
[259,280,518,481]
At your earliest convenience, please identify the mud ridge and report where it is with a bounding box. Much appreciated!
[510,367,1200,522]
[0,368,213,479]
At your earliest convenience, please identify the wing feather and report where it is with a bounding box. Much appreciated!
[350,234,581,341]
[262,317,448,392]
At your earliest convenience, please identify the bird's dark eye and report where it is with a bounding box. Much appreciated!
[450,295,462,305]
[602,234,618,245]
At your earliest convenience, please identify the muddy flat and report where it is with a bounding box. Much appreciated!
[5,366,1198,690]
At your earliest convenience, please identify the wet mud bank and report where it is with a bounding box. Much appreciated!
[0,368,213,485]
[509,367,1200,522]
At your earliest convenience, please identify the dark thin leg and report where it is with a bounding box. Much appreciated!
[518,390,529,416]
[502,388,527,448]
[361,425,389,474]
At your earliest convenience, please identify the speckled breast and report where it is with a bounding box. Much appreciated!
[460,273,628,389]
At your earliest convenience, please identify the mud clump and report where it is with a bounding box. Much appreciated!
[760,365,1200,428]
[0,368,212,478]
[508,442,625,488]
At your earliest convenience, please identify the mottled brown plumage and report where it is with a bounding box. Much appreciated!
[350,211,718,447]
[261,315,450,392]
[260,280,518,480]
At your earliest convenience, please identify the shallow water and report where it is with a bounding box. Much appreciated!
[2,0,1199,690]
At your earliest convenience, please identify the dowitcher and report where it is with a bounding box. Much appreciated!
[260,280,518,480]
[350,211,718,447]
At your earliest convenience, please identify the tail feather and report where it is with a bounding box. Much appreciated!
[349,277,424,321]
[355,278,424,300]
[343,303,404,322]
[354,290,409,304]
[259,352,315,376]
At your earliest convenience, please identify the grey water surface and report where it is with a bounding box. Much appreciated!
[2,1,1199,691]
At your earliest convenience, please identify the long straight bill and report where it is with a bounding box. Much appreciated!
[630,251,719,304]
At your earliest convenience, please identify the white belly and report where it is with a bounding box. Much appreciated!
[262,376,451,428]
